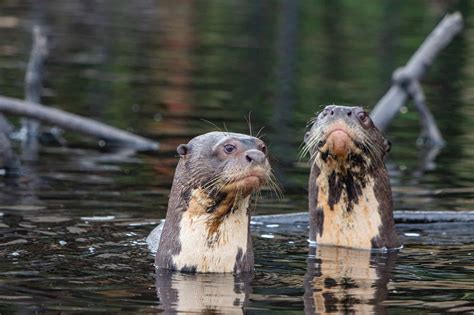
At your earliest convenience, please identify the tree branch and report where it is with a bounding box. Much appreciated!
[0,96,159,152]
[21,26,49,161]
[371,12,463,132]
[23,25,48,137]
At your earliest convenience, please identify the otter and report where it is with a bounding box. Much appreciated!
[155,131,271,273]
[303,105,400,250]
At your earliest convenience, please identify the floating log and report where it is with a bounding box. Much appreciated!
[252,210,474,225]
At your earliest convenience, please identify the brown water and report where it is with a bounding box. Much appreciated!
[0,1,473,313]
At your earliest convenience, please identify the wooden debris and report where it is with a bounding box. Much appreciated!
[371,12,463,146]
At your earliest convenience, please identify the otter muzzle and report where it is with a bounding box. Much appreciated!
[327,130,351,158]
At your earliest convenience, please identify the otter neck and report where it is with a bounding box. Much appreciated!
[310,159,399,250]
[315,156,375,212]
[171,187,253,273]
[315,147,376,175]
[188,187,249,219]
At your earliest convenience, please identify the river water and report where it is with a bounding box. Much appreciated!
[0,1,473,313]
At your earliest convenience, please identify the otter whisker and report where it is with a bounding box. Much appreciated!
[298,142,310,161]
[203,179,226,196]
[203,175,224,189]
[245,112,253,137]
[252,190,262,214]
[223,123,230,136]
[255,126,265,139]
[266,171,283,202]
[300,127,325,160]
[200,119,222,132]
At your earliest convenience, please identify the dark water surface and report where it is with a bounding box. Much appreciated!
[0,1,473,313]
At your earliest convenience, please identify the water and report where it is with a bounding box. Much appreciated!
[0,0,473,313]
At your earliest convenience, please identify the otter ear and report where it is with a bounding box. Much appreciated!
[304,131,311,144]
[177,144,190,157]
[383,138,391,153]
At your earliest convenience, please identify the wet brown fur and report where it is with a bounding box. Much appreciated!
[188,187,243,243]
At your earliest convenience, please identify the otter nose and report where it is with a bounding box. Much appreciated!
[245,149,266,165]
[324,106,354,118]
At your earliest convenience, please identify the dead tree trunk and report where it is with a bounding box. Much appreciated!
[22,26,48,161]
[371,12,463,146]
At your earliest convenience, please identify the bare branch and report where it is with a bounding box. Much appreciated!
[0,96,159,152]
[371,12,463,132]
[21,26,49,160]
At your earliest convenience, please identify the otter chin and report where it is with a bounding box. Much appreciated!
[155,131,272,273]
[303,105,400,250]
[223,169,267,193]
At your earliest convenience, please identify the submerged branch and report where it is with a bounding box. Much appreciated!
[252,210,474,225]
[0,95,159,152]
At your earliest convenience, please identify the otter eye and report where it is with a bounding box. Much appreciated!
[223,144,237,154]
[357,111,369,123]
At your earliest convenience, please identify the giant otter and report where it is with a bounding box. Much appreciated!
[156,131,272,273]
[303,105,400,250]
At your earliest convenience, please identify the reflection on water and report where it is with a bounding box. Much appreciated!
[304,246,396,314]
[156,269,251,314]
[0,0,473,313]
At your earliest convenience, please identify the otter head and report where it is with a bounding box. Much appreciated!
[156,132,272,273]
[176,131,270,202]
[303,105,399,250]
[303,105,390,174]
